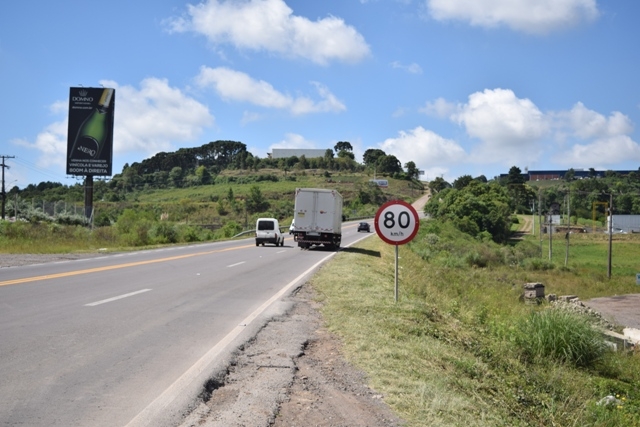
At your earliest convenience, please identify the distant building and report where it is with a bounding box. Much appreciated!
[500,169,637,181]
[270,148,328,159]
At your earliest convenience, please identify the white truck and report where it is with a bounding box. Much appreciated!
[292,188,343,250]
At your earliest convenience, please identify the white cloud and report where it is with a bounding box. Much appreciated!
[390,61,423,74]
[378,126,467,176]
[453,88,549,164]
[558,135,640,167]
[104,78,214,156]
[553,103,640,167]
[559,102,634,140]
[168,0,370,65]
[12,121,68,170]
[427,0,599,34]
[420,97,457,118]
[13,78,214,171]
[195,66,346,115]
[241,111,264,125]
[424,89,640,170]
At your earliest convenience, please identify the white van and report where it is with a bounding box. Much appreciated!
[255,218,284,247]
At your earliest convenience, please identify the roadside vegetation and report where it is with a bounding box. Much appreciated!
[311,222,640,427]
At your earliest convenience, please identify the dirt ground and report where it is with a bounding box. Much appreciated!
[268,285,404,427]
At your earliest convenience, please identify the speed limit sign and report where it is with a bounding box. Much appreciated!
[374,200,420,245]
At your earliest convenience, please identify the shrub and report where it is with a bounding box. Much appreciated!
[150,222,178,244]
[215,220,242,239]
[55,213,88,226]
[176,224,210,242]
[521,258,555,271]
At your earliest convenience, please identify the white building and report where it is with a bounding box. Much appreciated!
[270,148,328,159]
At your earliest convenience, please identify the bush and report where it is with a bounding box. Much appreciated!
[215,220,242,239]
[55,213,88,226]
[514,308,609,368]
[521,258,555,271]
[150,222,178,244]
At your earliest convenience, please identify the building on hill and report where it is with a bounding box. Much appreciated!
[500,169,637,181]
[269,148,328,159]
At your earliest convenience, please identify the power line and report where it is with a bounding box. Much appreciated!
[11,156,70,183]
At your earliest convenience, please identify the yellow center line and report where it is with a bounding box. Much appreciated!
[0,244,254,287]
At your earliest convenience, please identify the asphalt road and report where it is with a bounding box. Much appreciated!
[0,222,375,427]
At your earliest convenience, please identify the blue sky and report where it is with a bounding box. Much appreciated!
[1,0,639,189]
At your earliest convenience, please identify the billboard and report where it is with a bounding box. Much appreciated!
[66,87,115,176]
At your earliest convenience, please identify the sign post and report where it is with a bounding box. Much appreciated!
[374,200,420,302]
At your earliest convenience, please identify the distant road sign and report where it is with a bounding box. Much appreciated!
[374,200,420,245]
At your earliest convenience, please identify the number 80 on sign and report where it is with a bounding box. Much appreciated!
[374,200,420,245]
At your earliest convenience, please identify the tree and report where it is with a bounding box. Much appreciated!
[337,150,355,160]
[564,168,575,182]
[195,165,212,185]
[362,149,386,167]
[246,185,269,214]
[507,166,526,185]
[453,175,473,190]
[424,181,512,243]
[169,167,183,188]
[404,161,419,180]
[334,141,353,152]
[377,155,402,174]
[429,177,451,194]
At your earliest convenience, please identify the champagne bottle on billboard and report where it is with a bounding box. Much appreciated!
[70,88,114,159]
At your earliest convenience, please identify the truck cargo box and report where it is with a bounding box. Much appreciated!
[292,188,343,249]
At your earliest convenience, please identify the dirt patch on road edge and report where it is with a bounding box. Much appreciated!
[179,283,404,427]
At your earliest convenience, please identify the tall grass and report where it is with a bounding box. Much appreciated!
[514,309,609,367]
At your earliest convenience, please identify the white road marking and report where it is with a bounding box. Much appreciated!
[85,289,152,307]
[227,262,246,268]
[276,250,286,254]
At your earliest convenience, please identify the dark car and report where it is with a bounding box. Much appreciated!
[357,222,370,232]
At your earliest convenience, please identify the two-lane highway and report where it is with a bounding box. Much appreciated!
[0,222,375,426]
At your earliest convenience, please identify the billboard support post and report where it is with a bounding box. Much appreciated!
[84,175,93,221]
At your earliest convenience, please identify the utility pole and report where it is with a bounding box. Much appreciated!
[538,191,543,258]
[1,155,16,220]
[531,199,535,236]
[565,190,570,267]
[608,193,613,279]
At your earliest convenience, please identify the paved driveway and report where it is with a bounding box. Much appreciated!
[585,294,640,330]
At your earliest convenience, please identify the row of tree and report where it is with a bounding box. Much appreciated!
[10,141,419,199]
[425,165,640,243]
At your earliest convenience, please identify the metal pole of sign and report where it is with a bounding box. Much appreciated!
[395,245,399,302]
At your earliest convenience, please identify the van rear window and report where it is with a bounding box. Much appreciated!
[258,221,275,231]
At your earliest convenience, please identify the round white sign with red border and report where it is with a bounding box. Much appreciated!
[374,200,420,245]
